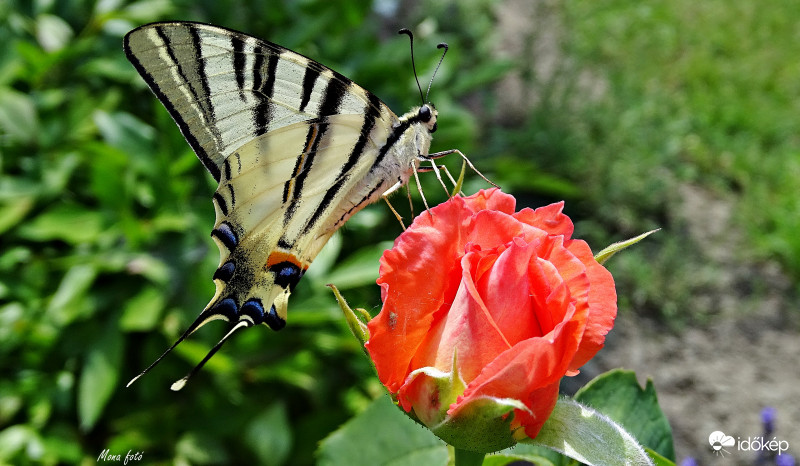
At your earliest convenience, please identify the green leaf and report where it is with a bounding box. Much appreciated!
[46,264,98,326]
[78,321,123,430]
[175,432,229,465]
[119,286,165,331]
[0,196,34,235]
[0,89,38,144]
[524,398,653,466]
[244,403,292,466]
[644,447,676,466]
[317,395,448,466]
[594,230,659,265]
[92,110,155,156]
[0,424,44,463]
[574,369,675,461]
[35,14,74,52]
[323,241,392,289]
[18,204,105,245]
[490,441,570,465]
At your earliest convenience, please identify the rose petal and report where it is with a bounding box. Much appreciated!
[409,250,513,383]
[461,188,517,215]
[513,201,574,239]
[367,197,472,391]
[565,239,617,371]
[476,238,554,346]
[449,302,588,437]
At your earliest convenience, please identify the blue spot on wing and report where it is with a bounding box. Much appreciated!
[203,297,238,321]
[213,261,235,282]
[211,222,238,250]
[268,261,304,291]
[265,304,286,331]
[241,298,265,324]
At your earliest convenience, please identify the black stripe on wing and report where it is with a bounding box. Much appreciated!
[301,91,384,235]
[254,46,280,136]
[124,25,223,182]
[231,34,247,101]
[300,61,322,113]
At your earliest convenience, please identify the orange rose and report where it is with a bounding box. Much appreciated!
[365,189,617,449]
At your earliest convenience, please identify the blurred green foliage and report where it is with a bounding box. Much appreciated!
[1,0,798,464]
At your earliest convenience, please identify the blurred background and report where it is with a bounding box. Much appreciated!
[1,0,798,464]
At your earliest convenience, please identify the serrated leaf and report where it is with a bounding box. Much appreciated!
[594,230,659,265]
[78,322,123,430]
[317,395,448,466]
[574,369,675,461]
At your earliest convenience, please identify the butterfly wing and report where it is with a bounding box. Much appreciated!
[124,22,427,387]
[124,22,436,388]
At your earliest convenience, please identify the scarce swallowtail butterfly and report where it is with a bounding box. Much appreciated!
[124,22,486,390]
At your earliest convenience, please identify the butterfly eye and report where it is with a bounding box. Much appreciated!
[418,105,432,122]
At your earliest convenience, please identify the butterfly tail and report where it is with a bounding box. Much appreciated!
[125,298,239,388]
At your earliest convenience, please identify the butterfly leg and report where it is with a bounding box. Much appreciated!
[417,162,461,196]
[411,162,432,215]
[382,195,406,230]
[405,184,415,220]
[426,149,498,188]
[416,155,450,196]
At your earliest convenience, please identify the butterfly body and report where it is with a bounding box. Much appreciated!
[124,22,441,386]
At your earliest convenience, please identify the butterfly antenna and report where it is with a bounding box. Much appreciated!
[170,320,250,391]
[425,43,448,102]
[398,28,425,105]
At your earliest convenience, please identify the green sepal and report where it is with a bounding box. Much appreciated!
[327,284,370,352]
[594,229,659,265]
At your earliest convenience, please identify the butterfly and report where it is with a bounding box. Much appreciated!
[124,22,487,390]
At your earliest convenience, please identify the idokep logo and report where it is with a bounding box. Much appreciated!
[708,431,735,457]
[708,430,791,458]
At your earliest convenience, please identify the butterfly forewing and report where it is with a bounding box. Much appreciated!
[124,21,440,388]
[124,22,396,180]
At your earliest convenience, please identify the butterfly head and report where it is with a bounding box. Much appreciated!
[417,103,438,133]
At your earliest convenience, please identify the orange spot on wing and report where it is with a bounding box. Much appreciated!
[265,250,309,270]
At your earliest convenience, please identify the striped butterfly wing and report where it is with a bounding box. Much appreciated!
[124,22,438,389]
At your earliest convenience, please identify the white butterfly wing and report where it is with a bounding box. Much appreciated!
[124,22,438,387]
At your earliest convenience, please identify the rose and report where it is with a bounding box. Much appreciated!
[364,189,617,450]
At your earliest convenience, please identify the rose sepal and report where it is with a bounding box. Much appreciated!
[392,352,523,453]
[328,284,370,354]
[431,395,527,453]
[521,397,654,466]
[593,229,659,265]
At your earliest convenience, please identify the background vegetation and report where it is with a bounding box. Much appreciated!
[1,0,797,464]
